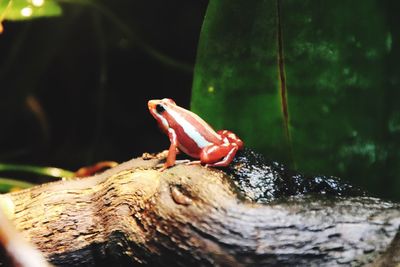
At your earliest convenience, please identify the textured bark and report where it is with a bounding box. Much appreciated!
[0,155,399,266]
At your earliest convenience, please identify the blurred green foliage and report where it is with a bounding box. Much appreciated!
[192,0,400,199]
[0,177,34,192]
[0,163,73,177]
[0,0,61,21]
[0,163,74,192]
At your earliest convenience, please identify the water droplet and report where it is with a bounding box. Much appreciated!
[32,0,44,7]
[21,7,33,17]
[348,35,356,43]
[365,49,377,59]
[386,32,392,52]
[388,114,400,133]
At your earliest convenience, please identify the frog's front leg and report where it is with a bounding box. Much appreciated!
[162,128,178,170]
[200,143,239,167]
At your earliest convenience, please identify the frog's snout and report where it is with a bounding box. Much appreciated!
[148,100,158,110]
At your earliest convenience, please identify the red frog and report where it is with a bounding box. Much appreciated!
[148,98,243,169]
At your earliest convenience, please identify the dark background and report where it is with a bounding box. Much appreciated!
[0,0,208,171]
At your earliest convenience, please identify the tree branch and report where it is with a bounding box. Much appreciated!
[0,154,399,266]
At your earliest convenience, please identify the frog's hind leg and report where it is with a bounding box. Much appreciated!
[217,130,244,149]
[200,143,239,167]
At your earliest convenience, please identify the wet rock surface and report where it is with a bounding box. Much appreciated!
[225,148,366,203]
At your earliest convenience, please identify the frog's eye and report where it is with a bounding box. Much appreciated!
[156,104,165,114]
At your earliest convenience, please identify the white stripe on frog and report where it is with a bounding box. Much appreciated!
[167,108,213,148]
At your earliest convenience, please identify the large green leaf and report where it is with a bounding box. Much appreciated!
[0,0,61,21]
[191,0,400,199]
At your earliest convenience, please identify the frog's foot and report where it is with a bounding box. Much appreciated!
[155,162,170,171]
[185,160,201,165]
[155,160,191,171]
[176,159,191,165]
[156,164,169,172]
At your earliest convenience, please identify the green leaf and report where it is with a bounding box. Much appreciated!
[0,0,62,21]
[0,177,35,192]
[0,163,74,178]
[192,0,288,161]
[191,0,400,198]
[0,163,74,192]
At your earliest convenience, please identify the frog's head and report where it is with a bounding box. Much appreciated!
[148,98,177,132]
